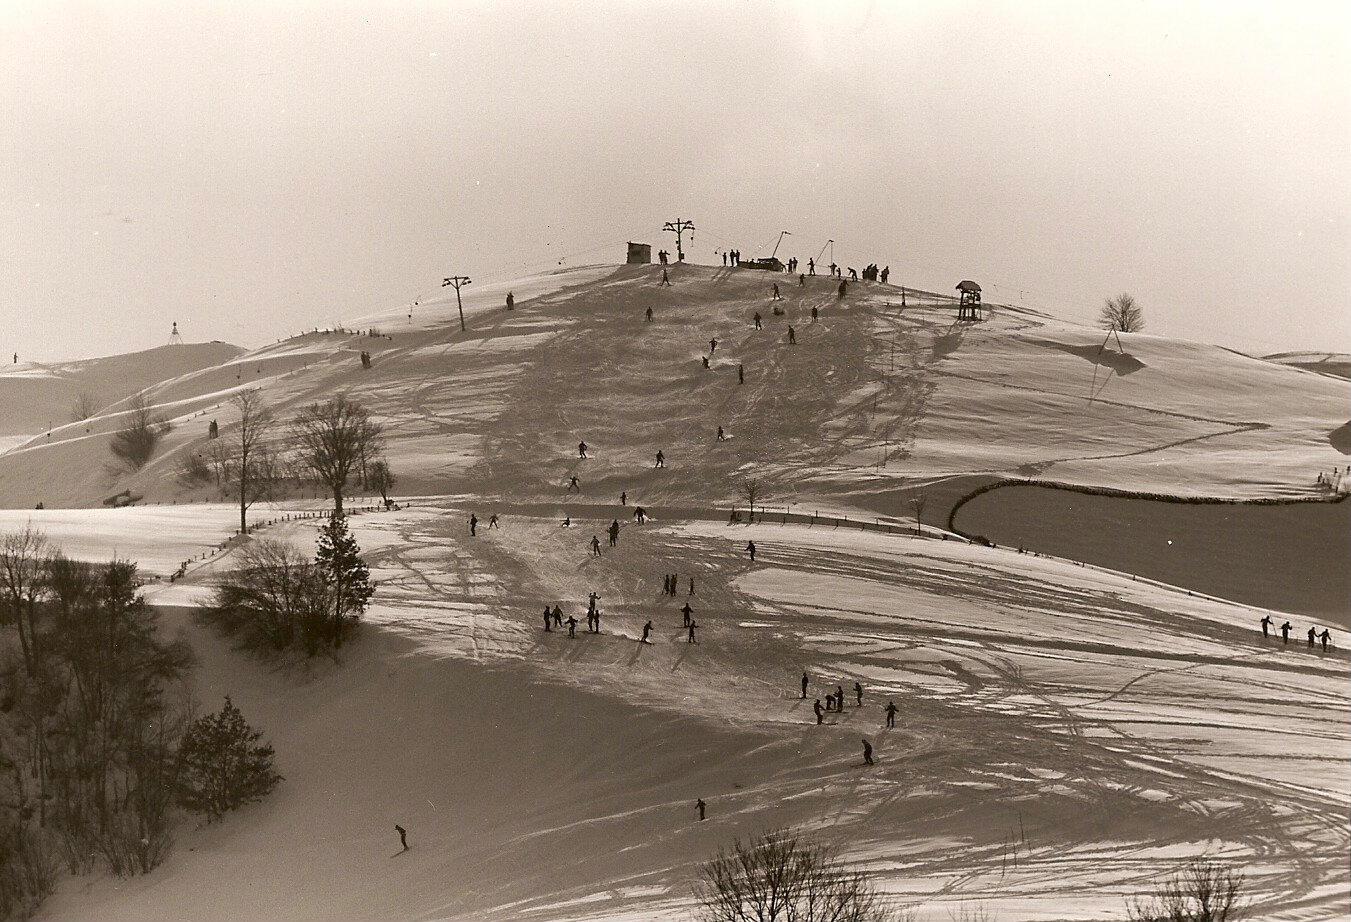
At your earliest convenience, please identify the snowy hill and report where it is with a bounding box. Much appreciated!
[5,262,1348,921]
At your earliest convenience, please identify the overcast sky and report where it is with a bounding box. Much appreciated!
[3,0,1347,362]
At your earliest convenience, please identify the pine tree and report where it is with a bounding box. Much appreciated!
[315,512,374,648]
[177,697,281,821]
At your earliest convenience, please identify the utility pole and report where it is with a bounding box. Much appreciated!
[662,218,695,263]
[442,275,471,332]
[770,230,791,259]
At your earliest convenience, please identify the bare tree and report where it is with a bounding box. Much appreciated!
[368,459,395,506]
[694,829,903,922]
[293,396,384,515]
[230,391,276,534]
[1101,292,1145,333]
[70,392,101,422]
[108,393,169,471]
[1128,858,1245,922]
[0,527,51,676]
[910,493,928,536]
[741,478,764,524]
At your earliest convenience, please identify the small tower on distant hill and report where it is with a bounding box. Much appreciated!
[168,321,184,345]
[956,281,982,321]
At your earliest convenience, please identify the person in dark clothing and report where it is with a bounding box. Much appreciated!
[772,283,781,301]
[811,306,818,321]
[620,491,627,505]
[696,798,706,821]
[567,476,580,493]
[861,739,874,766]
[1319,628,1332,652]
[801,672,809,699]
[681,602,693,627]
[609,519,620,547]
[753,312,763,330]
[787,326,796,344]
[591,535,602,557]
[689,576,695,595]
[738,364,745,385]
[702,355,710,368]
[799,273,806,287]
[578,441,588,459]
[881,266,889,284]
[687,620,697,643]
[641,620,653,644]
[544,607,553,632]
[885,700,898,728]
[655,450,665,468]
[709,338,718,354]
[1260,614,1273,637]
[468,514,477,536]
[838,280,847,300]
[563,514,571,527]
[813,699,824,724]
[854,682,863,707]
[717,426,726,441]
[593,609,601,633]
[661,269,671,286]
[746,540,756,562]
[488,514,499,528]
[566,615,578,637]
[634,506,647,523]
[1281,621,1292,644]
[395,824,408,850]
[506,291,514,310]
[835,685,844,711]
[1308,626,1317,648]
[553,605,563,628]
[808,257,815,275]
[663,574,671,595]
[646,306,653,322]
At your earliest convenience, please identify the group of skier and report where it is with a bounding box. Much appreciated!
[1261,614,1334,652]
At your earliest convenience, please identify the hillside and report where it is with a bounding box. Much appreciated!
[4,262,1348,921]
[0,342,244,446]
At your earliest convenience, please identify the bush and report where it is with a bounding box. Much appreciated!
[0,825,58,920]
[109,393,169,471]
[1128,858,1245,922]
[694,829,902,922]
[178,697,281,822]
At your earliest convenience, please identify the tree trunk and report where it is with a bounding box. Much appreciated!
[332,486,344,515]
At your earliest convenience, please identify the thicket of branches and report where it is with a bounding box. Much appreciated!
[201,515,374,657]
[1128,858,1245,922]
[0,530,192,916]
[109,393,169,471]
[693,829,903,922]
[1101,292,1145,333]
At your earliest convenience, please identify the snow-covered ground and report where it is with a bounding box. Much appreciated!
[6,263,1347,920]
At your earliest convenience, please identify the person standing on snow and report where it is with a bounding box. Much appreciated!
[681,602,694,627]
[861,739,874,766]
[1260,614,1273,638]
[813,699,824,724]
[468,514,478,536]
[591,535,602,557]
[746,540,756,562]
[854,682,863,707]
[801,672,809,699]
[609,519,620,547]
[641,620,653,644]
[885,700,898,729]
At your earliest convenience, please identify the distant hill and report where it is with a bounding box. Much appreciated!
[1262,351,1351,379]
[0,342,244,438]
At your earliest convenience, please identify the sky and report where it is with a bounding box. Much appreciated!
[2,0,1348,362]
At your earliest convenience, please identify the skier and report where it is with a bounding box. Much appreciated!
[578,441,588,459]
[567,475,581,493]
[696,798,706,821]
[634,506,647,523]
[689,576,695,595]
[710,337,719,355]
[746,540,756,562]
[811,306,818,321]
[395,824,408,850]
[835,685,844,712]
[787,326,796,344]
[861,738,874,766]
[838,280,847,300]
[1260,614,1273,638]
[646,306,653,322]
[591,535,602,557]
[881,266,890,284]
[716,426,726,441]
[588,591,601,614]
[681,602,693,627]
[702,356,710,369]
[854,682,863,707]
[738,364,745,385]
[813,698,824,725]
[687,620,697,643]
[553,605,563,628]
[799,273,806,287]
[593,609,601,633]
[801,672,809,699]
[808,257,815,275]
[753,312,763,330]
[641,620,653,644]
[620,491,627,505]
[655,450,665,468]
[1281,621,1292,644]
[1319,628,1332,652]
[662,574,671,595]
[661,269,671,287]
[563,514,572,527]
[885,700,898,729]
[566,615,578,638]
[1308,625,1317,648]
[609,519,620,547]
[488,514,499,529]
[772,283,781,301]
[468,514,478,536]
[544,607,553,632]
[506,291,514,310]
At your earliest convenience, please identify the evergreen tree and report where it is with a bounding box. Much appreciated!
[315,513,374,648]
[177,697,281,822]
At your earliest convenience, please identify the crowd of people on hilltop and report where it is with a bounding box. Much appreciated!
[1315,466,1348,493]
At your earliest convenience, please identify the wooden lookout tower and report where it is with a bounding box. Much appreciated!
[955,280,982,321]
